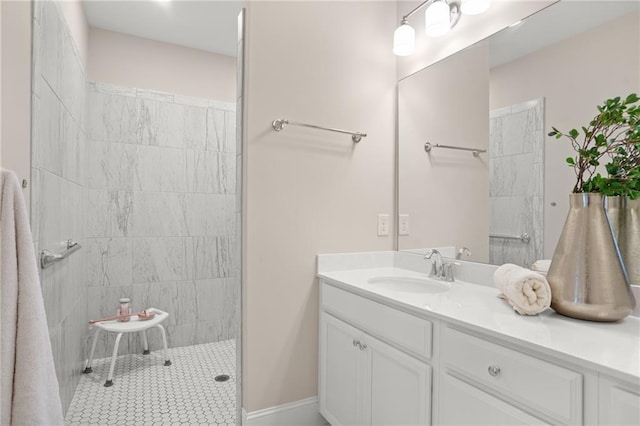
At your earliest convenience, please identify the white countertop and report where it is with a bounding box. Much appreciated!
[318,265,640,383]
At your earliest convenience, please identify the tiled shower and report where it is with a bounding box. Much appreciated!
[489,98,544,267]
[84,82,239,360]
[30,0,241,420]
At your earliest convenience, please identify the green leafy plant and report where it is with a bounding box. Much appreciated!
[589,141,640,199]
[548,93,640,198]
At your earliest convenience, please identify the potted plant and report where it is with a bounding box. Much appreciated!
[599,117,640,286]
[545,94,638,322]
[548,93,640,196]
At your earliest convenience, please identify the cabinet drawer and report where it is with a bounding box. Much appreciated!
[441,327,582,424]
[322,282,432,360]
[440,373,549,425]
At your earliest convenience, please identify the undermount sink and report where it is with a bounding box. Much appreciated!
[367,276,450,294]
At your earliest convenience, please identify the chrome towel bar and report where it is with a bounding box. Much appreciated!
[489,233,531,244]
[272,118,367,143]
[424,142,487,157]
[40,239,82,269]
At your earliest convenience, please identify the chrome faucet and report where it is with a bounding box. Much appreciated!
[443,261,460,282]
[424,249,444,278]
[425,248,460,282]
[456,247,472,260]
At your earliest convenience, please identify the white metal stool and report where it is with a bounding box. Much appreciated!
[83,308,171,387]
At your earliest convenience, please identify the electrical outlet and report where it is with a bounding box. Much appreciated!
[377,214,389,236]
[399,214,410,236]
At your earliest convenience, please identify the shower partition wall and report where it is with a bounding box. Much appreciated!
[31,0,88,412]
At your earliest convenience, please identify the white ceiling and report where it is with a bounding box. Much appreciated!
[83,0,245,57]
[489,1,640,68]
[83,1,640,63]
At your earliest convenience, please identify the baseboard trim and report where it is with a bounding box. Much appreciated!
[242,397,326,425]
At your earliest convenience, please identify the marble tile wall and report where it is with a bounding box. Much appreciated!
[489,99,544,267]
[86,82,239,359]
[31,0,88,414]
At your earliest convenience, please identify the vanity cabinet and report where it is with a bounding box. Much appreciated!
[319,279,640,426]
[319,285,432,426]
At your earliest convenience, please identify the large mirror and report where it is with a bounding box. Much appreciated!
[398,1,639,274]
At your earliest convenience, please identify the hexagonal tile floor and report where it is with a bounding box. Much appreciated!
[65,340,236,425]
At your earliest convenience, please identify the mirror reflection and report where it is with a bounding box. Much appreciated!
[398,1,639,272]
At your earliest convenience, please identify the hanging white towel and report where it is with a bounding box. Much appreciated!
[1,169,64,425]
[493,263,552,316]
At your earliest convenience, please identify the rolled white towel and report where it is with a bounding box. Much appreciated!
[493,263,551,315]
[531,259,551,273]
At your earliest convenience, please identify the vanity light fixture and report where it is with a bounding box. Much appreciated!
[393,0,490,56]
[393,19,416,56]
[425,0,453,37]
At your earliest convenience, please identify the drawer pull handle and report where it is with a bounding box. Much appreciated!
[488,365,501,377]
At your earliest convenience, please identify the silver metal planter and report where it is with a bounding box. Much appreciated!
[622,198,640,285]
[608,196,640,286]
[547,193,636,322]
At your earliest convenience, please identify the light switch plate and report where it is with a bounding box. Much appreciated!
[399,214,409,235]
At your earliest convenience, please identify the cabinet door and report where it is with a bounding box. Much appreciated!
[366,335,431,425]
[599,376,640,426]
[319,314,365,426]
[439,373,549,426]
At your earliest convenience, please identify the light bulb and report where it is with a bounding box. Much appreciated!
[393,22,415,56]
[461,0,490,16]
[425,0,451,37]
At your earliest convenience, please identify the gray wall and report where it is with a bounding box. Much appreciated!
[31,0,88,413]
[85,82,239,359]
